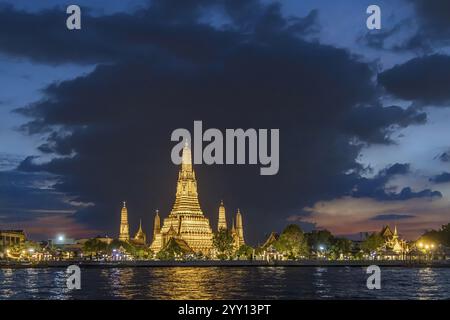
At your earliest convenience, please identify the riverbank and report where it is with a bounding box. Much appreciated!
[1,259,450,268]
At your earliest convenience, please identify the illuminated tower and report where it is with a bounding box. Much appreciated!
[218,200,227,231]
[236,209,245,247]
[150,142,213,253]
[153,210,161,239]
[119,201,130,241]
[133,219,146,245]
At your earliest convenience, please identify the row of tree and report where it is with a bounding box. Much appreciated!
[82,239,152,260]
[212,225,355,260]
[81,223,450,261]
[419,223,450,246]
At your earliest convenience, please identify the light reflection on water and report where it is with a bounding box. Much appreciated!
[0,267,449,300]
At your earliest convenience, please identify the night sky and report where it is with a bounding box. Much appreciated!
[1,0,450,244]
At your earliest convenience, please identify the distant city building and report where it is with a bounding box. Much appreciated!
[0,230,26,246]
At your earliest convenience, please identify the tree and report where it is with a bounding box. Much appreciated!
[306,230,335,256]
[420,223,450,246]
[213,229,234,260]
[107,239,138,258]
[330,238,353,259]
[236,245,254,260]
[361,232,384,253]
[83,238,108,259]
[156,238,190,260]
[306,230,334,249]
[273,224,309,259]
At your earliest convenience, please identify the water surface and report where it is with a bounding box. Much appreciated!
[0,266,449,299]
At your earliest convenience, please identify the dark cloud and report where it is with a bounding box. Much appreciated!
[0,0,433,242]
[406,0,450,50]
[359,1,450,52]
[371,214,415,221]
[342,105,426,144]
[378,54,450,105]
[359,20,421,53]
[429,172,450,184]
[0,152,25,171]
[435,151,450,163]
[0,0,318,65]
[364,1,450,52]
[0,169,76,219]
[349,163,442,201]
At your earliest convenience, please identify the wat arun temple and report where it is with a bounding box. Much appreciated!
[118,142,245,255]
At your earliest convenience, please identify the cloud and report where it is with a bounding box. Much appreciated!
[301,196,448,239]
[378,54,450,106]
[435,150,450,162]
[0,1,318,66]
[363,1,450,52]
[405,0,450,51]
[0,152,25,171]
[370,214,416,221]
[0,169,100,239]
[0,0,434,242]
[342,105,426,144]
[430,172,450,184]
[358,20,423,53]
[345,163,441,201]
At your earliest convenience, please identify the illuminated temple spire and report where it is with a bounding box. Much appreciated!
[133,219,146,245]
[218,200,227,231]
[153,210,161,239]
[150,141,213,253]
[119,201,130,241]
[170,141,203,216]
[236,208,245,246]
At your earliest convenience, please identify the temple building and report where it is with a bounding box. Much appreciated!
[0,230,26,247]
[379,225,409,260]
[153,210,161,239]
[132,219,147,246]
[150,142,214,254]
[218,201,227,231]
[216,201,246,250]
[119,201,130,241]
[230,209,245,249]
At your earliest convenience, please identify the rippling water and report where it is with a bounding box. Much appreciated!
[0,267,449,299]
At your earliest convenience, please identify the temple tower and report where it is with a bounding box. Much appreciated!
[153,210,161,239]
[236,209,245,247]
[218,200,227,231]
[133,219,146,245]
[150,142,213,253]
[119,201,130,241]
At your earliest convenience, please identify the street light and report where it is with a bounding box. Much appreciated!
[57,234,65,242]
